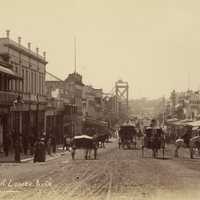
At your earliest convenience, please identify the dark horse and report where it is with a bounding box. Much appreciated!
[142,127,165,159]
[95,134,108,148]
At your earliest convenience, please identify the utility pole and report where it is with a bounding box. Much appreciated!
[74,36,77,73]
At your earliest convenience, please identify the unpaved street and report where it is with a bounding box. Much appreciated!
[0,140,200,200]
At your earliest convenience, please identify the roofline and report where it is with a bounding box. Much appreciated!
[0,38,47,65]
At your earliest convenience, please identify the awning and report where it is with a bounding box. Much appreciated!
[0,65,22,79]
[192,127,200,131]
[186,120,200,127]
[74,135,93,139]
[171,119,193,126]
[166,118,178,123]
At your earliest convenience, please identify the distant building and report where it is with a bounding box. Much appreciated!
[45,72,84,136]
[82,85,103,120]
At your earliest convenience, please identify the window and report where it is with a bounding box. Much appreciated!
[31,71,34,93]
[35,72,37,94]
[39,75,41,95]
[26,70,28,93]
[22,69,25,92]
[41,75,43,95]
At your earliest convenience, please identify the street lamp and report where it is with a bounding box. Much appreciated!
[13,95,24,162]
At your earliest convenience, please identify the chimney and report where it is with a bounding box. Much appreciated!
[36,47,39,55]
[18,37,21,45]
[43,51,46,60]
[6,30,10,39]
[28,42,31,50]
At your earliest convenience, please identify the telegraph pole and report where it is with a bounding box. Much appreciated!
[74,36,77,73]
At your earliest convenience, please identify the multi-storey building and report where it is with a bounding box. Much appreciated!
[0,31,47,154]
[82,85,103,120]
[45,72,84,137]
[0,59,21,153]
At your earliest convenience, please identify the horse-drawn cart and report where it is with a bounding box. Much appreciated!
[71,135,98,160]
[142,127,165,159]
[118,125,138,149]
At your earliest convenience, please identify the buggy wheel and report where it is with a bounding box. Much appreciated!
[142,146,144,158]
[190,149,194,159]
[94,149,97,160]
[152,149,156,158]
[71,149,75,160]
[162,147,165,160]
[134,142,137,149]
[85,150,88,160]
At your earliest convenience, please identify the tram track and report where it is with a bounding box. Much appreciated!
[1,140,200,199]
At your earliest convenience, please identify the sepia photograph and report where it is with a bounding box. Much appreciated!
[0,0,200,199]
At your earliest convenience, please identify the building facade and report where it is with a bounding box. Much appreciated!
[0,60,21,153]
[45,72,84,138]
[82,85,103,120]
[0,31,47,154]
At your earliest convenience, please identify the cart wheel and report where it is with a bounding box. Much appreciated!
[71,149,75,160]
[94,149,97,160]
[142,146,144,158]
[152,149,156,158]
[162,147,165,160]
[190,149,194,159]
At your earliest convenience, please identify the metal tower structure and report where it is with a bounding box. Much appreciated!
[115,80,129,119]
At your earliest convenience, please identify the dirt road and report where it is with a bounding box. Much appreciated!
[0,140,200,200]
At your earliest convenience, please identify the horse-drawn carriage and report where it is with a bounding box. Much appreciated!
[142,127,165,159]
[82,118,111,148]
[70,118,111,160]
[118,125,138,149]
[172,120,200,159]
[71,135,98,160]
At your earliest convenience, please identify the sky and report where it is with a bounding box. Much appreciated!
[1,0,200,99]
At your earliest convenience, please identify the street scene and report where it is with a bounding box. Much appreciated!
[0,138,200,200]
[1,0,200,199]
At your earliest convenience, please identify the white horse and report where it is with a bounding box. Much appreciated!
[174,138,186,157]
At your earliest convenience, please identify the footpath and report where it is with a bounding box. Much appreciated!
[0,138,118,164]
[0,145,68,163]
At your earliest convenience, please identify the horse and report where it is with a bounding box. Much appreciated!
[63,137,72,151]
[150,130,165,158]
[142,127,165,159]
[96,134,107,148]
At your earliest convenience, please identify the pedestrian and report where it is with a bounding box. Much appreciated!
[65,136,72,151]
[3,133,11,157]
[29,132,35,155]
[51,135,56,153]
[63,135,67,150]
[46,136,51,155]
[22,134,28,155]
[33,137,46,162]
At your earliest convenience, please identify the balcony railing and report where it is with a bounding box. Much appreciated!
[0,91,18,106]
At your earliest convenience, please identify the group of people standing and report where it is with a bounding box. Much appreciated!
[33,133,57,162]
[2,129,57,162]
